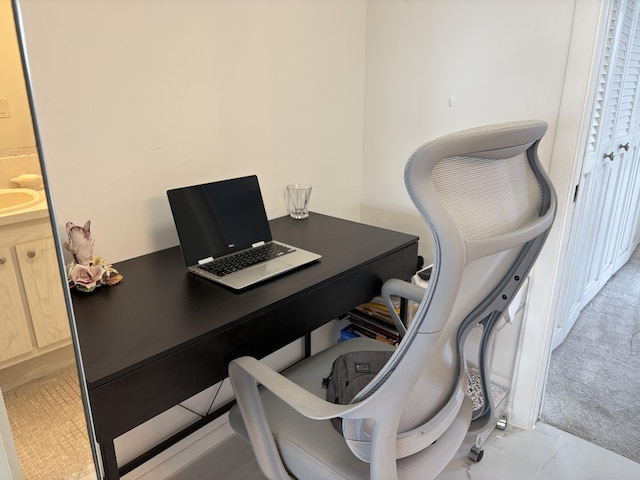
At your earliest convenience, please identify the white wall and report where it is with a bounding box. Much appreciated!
[0,0,34,153]
[360,0,576,263]
[18,0,367,263]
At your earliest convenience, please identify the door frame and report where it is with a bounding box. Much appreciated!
[510,0,611,429]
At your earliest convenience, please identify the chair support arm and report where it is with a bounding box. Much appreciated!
[381,278,426,337]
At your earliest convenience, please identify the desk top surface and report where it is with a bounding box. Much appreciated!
[71,213,418,387]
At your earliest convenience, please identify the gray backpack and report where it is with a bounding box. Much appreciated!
[323,350,394,433]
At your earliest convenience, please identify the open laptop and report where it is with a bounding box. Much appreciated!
[167,175,321,290]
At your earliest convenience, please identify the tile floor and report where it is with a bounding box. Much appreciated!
[5,366,640,479]
[6,383,640,479]
[136,417,640,480]
[3,365,94,480]
[437,421,640,480]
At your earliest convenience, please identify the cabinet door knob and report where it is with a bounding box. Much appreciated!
[27,250,36,258]
[604,151,615,161]
[620,142,630,151]
[0,256,5,265]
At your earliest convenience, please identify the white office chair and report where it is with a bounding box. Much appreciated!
[228,120,556,480]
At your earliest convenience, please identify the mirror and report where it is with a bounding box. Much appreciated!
[0,0,97,478]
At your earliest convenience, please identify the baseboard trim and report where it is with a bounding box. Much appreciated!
[0,344,75,392]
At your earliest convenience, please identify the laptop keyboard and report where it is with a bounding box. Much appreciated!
[199,243,294,277]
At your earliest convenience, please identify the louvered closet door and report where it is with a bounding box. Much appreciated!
[613,6,640,271]
[553,0,638,348]
[591,0,640,293]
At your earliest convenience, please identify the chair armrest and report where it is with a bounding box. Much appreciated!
[230,356,354,419]
[381,278,426,337]
[228,356,362,480]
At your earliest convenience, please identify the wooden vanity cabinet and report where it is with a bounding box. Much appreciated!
[0,245,33,362]
[0,217,70,365]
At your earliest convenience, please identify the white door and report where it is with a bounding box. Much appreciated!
[612,23,640,271]
[613,139,640,271]
[552,0,640,349]
[596,0,640,286]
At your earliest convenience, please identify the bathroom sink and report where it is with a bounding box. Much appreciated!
[0,188,44,214]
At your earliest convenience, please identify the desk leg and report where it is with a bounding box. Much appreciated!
[400,297,408,326]
[100,439,120,480]
[304,332,311,357]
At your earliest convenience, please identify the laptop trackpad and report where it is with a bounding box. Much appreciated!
[250,259,291,275]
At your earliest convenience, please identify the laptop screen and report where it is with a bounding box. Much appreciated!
[167,175,273,266]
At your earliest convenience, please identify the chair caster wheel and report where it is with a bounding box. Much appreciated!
[469,445,484,462]
[496,415,508,430]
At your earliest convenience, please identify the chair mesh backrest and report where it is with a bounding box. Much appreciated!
[433,153,543,239]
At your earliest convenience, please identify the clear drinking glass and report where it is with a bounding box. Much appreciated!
[286,184,312,219]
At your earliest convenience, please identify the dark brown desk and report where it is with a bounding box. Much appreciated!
[71,213,418,479]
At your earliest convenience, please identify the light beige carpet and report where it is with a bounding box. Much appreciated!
[541,246,640,464]
[3,365,95,480]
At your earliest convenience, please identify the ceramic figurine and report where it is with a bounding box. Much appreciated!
[63,220,122,292]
